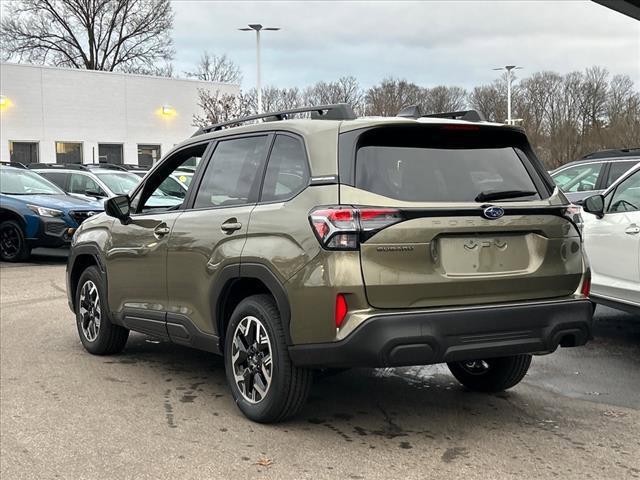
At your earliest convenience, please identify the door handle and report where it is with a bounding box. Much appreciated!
[221,220,242,233]
[625,226,640,235]
[154,224,171,238]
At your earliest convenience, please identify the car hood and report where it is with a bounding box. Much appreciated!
[5,194,104,211]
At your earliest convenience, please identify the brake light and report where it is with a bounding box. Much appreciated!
[309,206,403,250]
[335,294,348,328]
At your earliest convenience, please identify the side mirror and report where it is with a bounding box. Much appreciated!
[105,195,131,222]
[582,194,605,218]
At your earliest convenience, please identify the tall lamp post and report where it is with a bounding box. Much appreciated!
[239,24,280,114]
[492,65,523,125]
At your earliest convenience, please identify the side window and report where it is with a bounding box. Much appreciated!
[132,143,208,213]
[40,172,68,190]
[607,170,640,213]
[68,173,105,196]
[605,161,638,188]
[552,163,603,193]
[260,135,309,202]
[193,136,269,209]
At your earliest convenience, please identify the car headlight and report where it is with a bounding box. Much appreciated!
[27,204,63,217]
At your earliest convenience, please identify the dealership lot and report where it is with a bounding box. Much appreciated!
[1,255,639,480]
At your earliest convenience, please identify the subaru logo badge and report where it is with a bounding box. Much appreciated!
[482,206,504,220]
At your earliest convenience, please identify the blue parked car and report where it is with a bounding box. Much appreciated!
[0,165,103,262]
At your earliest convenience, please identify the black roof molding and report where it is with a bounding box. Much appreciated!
[28,163,89,171]
[581,148,640,160]
[193,103,357,137]
[0,161,27,169]
[396,105,487,122]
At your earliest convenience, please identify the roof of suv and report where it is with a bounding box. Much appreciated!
[173,104,523,176]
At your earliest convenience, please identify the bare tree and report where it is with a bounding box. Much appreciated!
[304,76,364,113]
[422,85,468,114]
[192,89,254,128]
[1,0,174,72]
[365,78,422,116]
[261,86,303,112]
[184,52,242,84]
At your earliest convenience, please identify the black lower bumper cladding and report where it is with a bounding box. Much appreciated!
[289,299,593,368]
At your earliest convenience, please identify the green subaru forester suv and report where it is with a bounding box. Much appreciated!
[67,104,593,423]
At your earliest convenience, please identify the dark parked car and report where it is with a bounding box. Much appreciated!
[550,149,639,203]
[0,165,102,261]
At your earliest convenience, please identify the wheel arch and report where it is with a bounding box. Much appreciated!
[213,263,292,348]
[67,244,107,314]
[0,207,27,228]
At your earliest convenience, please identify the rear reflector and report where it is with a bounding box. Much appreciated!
[581,276,591,297]
[335,294,348,328]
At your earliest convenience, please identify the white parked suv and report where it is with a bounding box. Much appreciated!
[582,163,640,314]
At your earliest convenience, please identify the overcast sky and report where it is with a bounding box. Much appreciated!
[171,0,639,90]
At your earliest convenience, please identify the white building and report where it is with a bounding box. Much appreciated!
[0,63,239,166]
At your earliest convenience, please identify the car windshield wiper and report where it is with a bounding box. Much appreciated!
[475,190,537,202]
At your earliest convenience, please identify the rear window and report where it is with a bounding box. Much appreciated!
[355,135,541,203]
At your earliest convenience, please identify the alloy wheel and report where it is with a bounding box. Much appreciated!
[0,224,21,259]
[79,280,101,342]
[231,315,273,403]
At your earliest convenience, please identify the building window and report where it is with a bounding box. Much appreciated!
[9,141,39,165]
[56,142,83,164]
[137,144,161,167]
[98,144,124,164]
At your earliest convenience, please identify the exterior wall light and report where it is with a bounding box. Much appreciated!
[0,95,10,110]
[161,105,174,116]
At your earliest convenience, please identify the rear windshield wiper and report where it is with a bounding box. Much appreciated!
[475,190,537,202]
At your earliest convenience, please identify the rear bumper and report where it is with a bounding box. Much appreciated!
[288,298,593,368]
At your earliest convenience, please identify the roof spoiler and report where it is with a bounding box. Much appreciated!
[397,105,487,122]
[192,103,357,137]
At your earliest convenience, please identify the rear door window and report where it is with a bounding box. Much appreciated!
[260,135,309,202]
[194,135,269,208]
[552,163,603,193]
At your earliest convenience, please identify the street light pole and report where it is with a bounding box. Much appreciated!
[239,24,281,114]
[492,65,522,125]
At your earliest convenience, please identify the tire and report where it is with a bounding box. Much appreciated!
[0,220,31,262]
[224,294,312,423]
[75,266,129,355]
[447,354,532,393]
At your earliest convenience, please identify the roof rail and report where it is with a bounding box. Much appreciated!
[397,105,487,122]
[580,148,640,160]
[193,103,357,137]
[120,164,151,170]
[84,163,128,171]
[0,161,27,169]
[27,163,89,170]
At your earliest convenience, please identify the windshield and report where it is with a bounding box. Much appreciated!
[93,171,141,195]
[0,168,65,195]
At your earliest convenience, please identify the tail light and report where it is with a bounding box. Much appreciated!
[310,206,403,250]
[335,294,348,328]
[581,274,591,297]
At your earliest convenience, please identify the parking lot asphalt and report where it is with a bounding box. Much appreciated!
[1,253,639,480]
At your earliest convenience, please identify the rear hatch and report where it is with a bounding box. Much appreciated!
[338,123,583,308]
